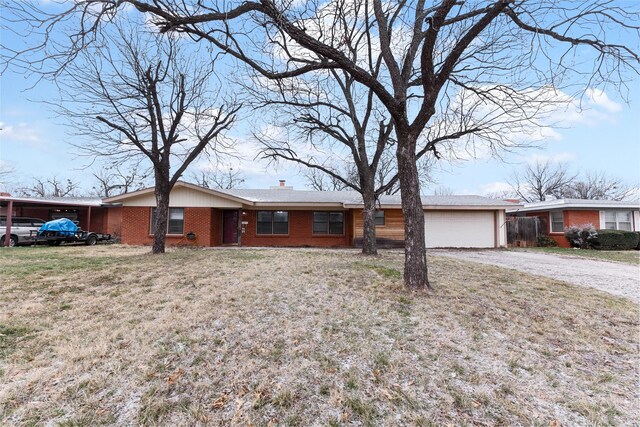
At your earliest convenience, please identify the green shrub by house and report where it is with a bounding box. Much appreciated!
[591,230,640,251]
[537,236,558,247]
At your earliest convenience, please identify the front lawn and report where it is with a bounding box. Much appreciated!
[514,246,640,265]
[0,246,637,426]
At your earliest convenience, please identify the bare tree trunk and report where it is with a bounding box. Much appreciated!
[361,178,378,255]
[396,133,431,291]
[152,180,170,254]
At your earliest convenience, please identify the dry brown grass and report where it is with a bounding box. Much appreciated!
[0,245,638,426]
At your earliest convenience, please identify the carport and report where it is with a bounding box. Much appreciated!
[0,194,122,247]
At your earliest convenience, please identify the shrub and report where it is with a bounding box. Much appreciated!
[537,236,558,247]
[591,229,640,251]
[564,223,597,249]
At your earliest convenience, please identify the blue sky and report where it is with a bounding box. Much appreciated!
[1,6,639,196]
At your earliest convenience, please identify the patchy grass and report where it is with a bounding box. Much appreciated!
[514,246,640,265]
[0,245,638,426]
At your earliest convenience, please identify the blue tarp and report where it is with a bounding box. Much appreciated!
[39,218,78,236]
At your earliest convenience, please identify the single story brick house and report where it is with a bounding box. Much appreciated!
[506,199,640,248]
[103,181,518,248]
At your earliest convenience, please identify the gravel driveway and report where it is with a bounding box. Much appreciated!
[433,249,639,302]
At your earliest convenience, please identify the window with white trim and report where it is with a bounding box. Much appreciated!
[550,210,564,233]
[150,207,184,234]
[604,210,632,231]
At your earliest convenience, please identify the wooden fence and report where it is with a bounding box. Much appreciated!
[506,216,547,247]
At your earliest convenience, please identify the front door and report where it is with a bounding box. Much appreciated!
[222,210,239,244]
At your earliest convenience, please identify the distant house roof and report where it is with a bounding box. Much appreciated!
[0,195,105,207]
[506,198,640,213]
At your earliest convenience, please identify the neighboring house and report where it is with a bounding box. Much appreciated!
[103,181,518,249]
[506,199,640,248]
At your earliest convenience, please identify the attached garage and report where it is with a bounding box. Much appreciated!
[425,210,496,248]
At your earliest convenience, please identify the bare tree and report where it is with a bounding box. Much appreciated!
[561,171,636,201]
[509,160,577,202]
[432,187,455,196]
[303,167,352,192]
[18,176,82,198]
[91,162,150,198]
[190,165,245,190]
[5,0,638,289]
[55,27,239,253]
[0,163,15,192]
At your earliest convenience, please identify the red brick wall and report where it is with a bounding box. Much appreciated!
[106,207,123,238]
[526,209,600,248]
[240,209,353,247]
[121,206,215,247]
[89,207,106,234]
[564,210,600,229]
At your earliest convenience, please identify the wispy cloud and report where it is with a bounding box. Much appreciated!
[585,88,622,113]
[0,122,41,144]
[527,152,576,164]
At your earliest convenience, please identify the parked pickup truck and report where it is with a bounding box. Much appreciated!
[35,218,111,246]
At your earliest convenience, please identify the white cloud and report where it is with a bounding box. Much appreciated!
[0,122,41,144]
[527,152,576,164]
[479,181,513,195]
[586,88,622,113]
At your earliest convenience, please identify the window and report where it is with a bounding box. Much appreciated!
[257,211,289,234]
[313,211,344,235]
[374,210,385,226]
[605,210,632,231]
[550,211,564,233]
[150,207,184,234]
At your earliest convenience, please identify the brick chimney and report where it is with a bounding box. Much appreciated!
[270,180,293,190]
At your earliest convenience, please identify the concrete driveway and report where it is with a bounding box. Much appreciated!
[432,249,639,303]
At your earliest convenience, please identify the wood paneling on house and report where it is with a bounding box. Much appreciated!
[352,209,405,247]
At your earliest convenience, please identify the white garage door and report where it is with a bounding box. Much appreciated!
[424,211,495,248]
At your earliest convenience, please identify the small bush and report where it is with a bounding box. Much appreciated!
[537,236,558,247]
[564,224,597,249]
[590,230,640,251]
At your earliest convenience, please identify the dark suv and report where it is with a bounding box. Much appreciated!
[0,217,46,246]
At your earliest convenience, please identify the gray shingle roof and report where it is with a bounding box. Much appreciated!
[218,188,519,208]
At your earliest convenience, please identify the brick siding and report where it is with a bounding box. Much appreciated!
[121,206,216,247]
[240,210,353,247]
[528,209,600,248]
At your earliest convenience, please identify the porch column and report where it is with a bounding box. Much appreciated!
[4,200,13,247]
[86,206,92,231]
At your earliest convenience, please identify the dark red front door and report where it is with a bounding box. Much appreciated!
[222,210,239,244]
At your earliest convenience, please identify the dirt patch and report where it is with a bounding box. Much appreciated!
[0,246,638,425]
[435,249,640,303]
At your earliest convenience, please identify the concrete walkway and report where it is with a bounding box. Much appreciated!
[432,249,640,303]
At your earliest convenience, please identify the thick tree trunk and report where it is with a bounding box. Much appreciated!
[396,132,431,290]
[361,181,378,255]
[152,180,171,254]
